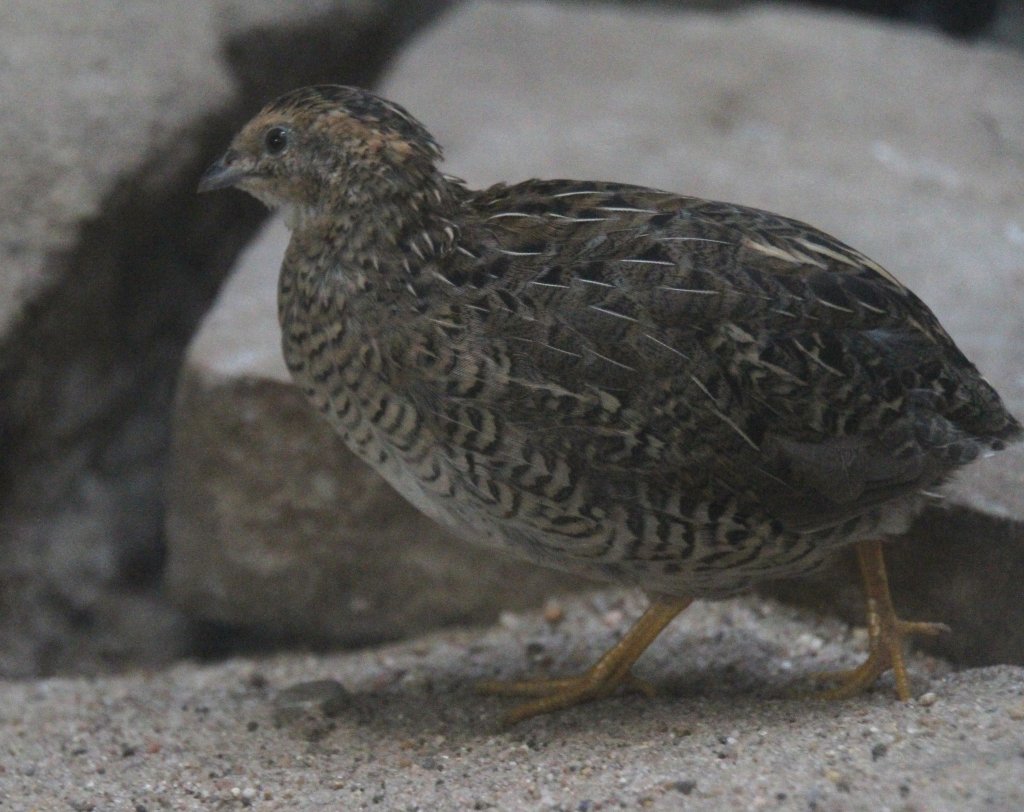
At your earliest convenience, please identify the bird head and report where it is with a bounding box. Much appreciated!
[198,85,445,220]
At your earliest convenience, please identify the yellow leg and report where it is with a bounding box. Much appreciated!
[478,596,693,725]
[816,538,949,700]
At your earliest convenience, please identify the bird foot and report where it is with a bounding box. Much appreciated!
[477,596,692,725]
[477,669,655,725]
[811,618,949,701]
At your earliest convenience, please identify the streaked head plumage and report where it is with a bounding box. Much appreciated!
[198,85,443,213]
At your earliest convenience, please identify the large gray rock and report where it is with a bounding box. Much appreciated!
[0,0,449,677]
[170,0,1024,660]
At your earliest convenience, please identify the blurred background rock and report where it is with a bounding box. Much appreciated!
[0,0,1021,679]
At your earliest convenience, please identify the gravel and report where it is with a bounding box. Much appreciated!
[2,590,1021,810]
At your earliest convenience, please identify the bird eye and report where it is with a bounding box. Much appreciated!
[263,126,289,156]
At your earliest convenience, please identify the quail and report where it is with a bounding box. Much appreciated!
[199,85,1021,724]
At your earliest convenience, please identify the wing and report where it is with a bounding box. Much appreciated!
[393,180,1020,529]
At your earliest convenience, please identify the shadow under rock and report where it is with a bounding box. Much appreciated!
[0,0,455,679]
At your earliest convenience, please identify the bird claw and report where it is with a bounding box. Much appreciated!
[810,618,949,701]
[477,669,655,725]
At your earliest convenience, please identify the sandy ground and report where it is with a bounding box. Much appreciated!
[1,590,1022,811]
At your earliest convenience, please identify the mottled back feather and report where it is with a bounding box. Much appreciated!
[389,179,1018,531]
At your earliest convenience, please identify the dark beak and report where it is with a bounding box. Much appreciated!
[197,151,247,193]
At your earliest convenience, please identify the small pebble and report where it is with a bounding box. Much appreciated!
[918,692,938,707]
[543,601,564,624]
[273,679,352,725]
[246,672,268,690]
[601,610,624,628]
[672,780,696,795]
[498,611,522,630]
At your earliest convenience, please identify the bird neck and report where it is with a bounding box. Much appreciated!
[284,166,466,317]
